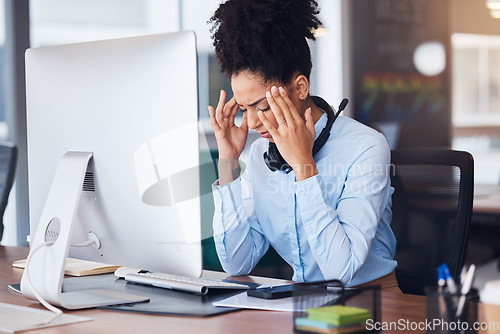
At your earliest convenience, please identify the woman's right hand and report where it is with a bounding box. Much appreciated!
[208,90,248,160]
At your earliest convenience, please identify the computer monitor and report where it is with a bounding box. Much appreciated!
[20,31,206,309]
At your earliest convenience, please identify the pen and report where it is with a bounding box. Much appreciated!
[460,266,467,285]
[455,264,476,319]
[437,266,447,318]
[437,266,446,293]
[441,263,457,294]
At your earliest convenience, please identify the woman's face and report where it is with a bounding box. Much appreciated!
[231,71,301,143]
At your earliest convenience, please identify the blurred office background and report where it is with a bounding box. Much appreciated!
[0,0,499,283]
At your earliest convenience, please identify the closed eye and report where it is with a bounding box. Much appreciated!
[238,106,269,113]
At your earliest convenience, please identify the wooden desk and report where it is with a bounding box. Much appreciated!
[0,246,436,334]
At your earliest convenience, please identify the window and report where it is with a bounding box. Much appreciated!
[452,33,500,126]
[29,0,180,47]
[452,33,500,184]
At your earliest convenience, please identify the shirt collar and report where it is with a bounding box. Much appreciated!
[314,112,328,141]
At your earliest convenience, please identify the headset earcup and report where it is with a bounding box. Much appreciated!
[263,150,278,171]
[264,143,290,172]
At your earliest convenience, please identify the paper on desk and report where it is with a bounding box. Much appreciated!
[0,302,91,333]
[213,291,296,312]
[12,258,120,276]
[213,286,347,312]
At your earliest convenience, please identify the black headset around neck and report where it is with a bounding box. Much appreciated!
[263,96,348,173]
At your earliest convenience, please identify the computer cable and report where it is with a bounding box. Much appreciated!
[24,238,97,324]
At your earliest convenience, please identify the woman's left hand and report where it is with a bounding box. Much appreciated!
[258,86,318,181]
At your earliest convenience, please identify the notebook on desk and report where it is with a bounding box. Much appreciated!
[13,257,120,276]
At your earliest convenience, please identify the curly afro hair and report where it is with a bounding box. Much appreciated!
[209,0,322,85]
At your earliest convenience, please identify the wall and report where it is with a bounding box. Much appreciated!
[451,0,500,36]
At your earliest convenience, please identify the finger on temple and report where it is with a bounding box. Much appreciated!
[266,90,286,124]
[240,111,249,132]
[215,90,226,123]
[270,87,293,122]
[227,99,240,119]
[223,97,237,118]
[208,106,221,131]
[278,87,300,120]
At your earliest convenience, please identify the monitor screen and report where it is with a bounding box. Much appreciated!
[23,31,203,296]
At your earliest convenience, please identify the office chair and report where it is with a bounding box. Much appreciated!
[390,148,474,295]
[0,143,17,243]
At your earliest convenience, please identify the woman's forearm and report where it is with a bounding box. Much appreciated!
[218,158,241,185]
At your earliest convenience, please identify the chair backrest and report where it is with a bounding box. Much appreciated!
[390,148,474,295]
[0,143,17,242]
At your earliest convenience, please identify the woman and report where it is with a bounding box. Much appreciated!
[207,0,397,286]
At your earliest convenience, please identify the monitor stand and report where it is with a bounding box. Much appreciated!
[20,151,149,309]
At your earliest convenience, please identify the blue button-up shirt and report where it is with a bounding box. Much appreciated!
[212,113,397,286]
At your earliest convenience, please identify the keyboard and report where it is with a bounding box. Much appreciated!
[125,272,250,295]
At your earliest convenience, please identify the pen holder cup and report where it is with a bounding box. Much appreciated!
[292,282,381,334]
[425,287,479,334]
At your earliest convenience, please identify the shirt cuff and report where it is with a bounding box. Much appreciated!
[212,177,243,216]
